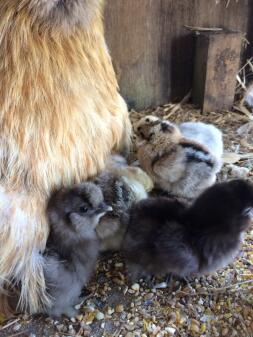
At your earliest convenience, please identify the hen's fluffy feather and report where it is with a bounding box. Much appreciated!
[0,0,131,314]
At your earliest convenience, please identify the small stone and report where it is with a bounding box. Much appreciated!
[96,311,105,320]
[106,307,114,315]
[125,323,135,331]
[168,312,177,323]
[165,326,176,335]
[131,283,140,291]
[190,321,200,333]
[200,323,206,334]
[115,304,124,313]
[222,327,229,336]
[144,293,154,301]
[153,282,167,289]
[227,164,250,178]
[56,324,65,332]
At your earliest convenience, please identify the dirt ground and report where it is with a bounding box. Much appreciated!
[1,104,253,337]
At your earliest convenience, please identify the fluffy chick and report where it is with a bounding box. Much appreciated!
[179,121,223,170]
[44,182,111,318]
[123,179,253,281]
[94,163,153,251]
[135,115,220,199]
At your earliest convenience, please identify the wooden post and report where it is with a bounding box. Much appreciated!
[192,31,243,113]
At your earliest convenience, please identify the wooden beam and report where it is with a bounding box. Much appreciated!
[192,31,243,113]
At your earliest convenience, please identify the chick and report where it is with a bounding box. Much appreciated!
[135,115,220,199]
[123,179,253,282]
[94,163,153,251]
[44,182,111,318]
[179,121,223,170]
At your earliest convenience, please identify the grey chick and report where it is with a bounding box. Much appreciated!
[44,182,111,318]
[93,163,153,251]
[123,179,253,282]
[179,121,223,171]
[135,115,220,199]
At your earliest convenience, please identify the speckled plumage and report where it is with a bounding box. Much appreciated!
[94,157,153,251]
[135,116,221,199]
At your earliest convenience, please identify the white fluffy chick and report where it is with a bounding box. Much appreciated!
[135,116,221,199]
[179,121,223,170]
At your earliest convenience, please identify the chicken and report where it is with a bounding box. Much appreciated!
[44,182,111,318]
[94,158,153,251]
[123,179,253,281]
[179,121,223,171]
[135,116,220,199]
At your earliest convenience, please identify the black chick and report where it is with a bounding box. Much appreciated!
[123,179,253,281]
[44,182,111,318]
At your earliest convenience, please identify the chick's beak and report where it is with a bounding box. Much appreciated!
[96,203,113,214]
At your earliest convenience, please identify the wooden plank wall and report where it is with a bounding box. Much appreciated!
[104,0,251,110]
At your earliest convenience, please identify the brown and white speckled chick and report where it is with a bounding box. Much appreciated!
[94,155,153,251]
[135,115,220,199]
[123,179,253,282]
[44,182,111,318]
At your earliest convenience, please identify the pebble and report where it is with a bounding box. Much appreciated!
[106,307,114,315]
[227,164,250,178]
[167,312,176,323]
[125,323,135,331]
[115,304,124,313]
[144,293,154,301]
[165,326,176,335]
[56,324,65,332]
[189,320,200,333]
[96,311,105,320]
[131,283,140,291]
[153,282,167,289]
[222,327,229,336]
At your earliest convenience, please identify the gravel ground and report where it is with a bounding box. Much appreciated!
[0,104,253,337]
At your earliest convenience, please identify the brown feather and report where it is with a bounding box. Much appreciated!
[0,0,131,315]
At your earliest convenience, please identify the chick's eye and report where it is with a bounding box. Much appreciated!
[79,205,88,213]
